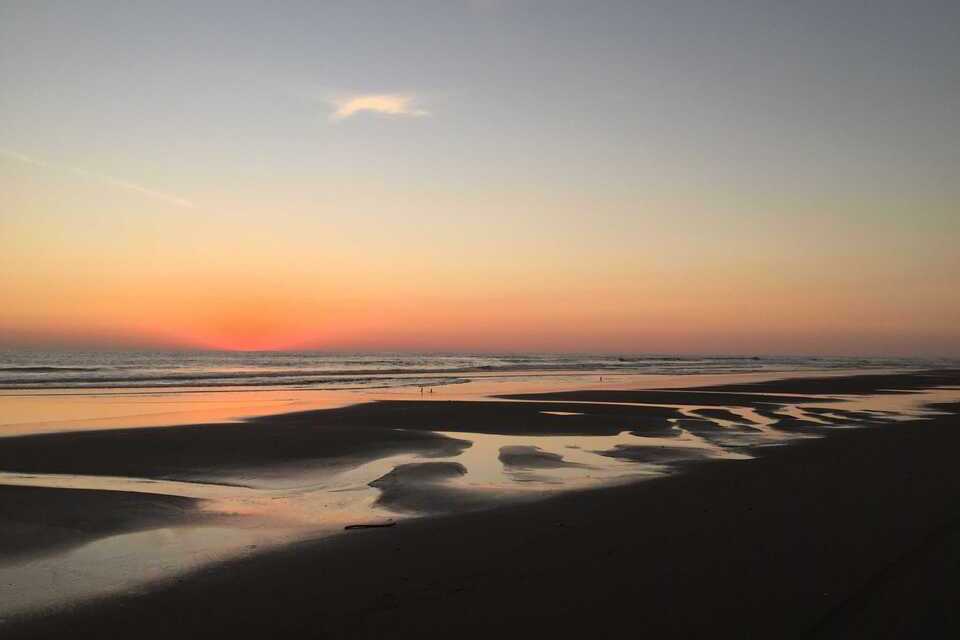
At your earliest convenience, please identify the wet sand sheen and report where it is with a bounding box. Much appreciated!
[0,485,201,564]
[1,369,959,633]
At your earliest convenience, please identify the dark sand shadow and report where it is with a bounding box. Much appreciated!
[369,462,497,514]
[0,424,472,484]
[0,485,201,565]
[691,408,760,424]
[674,369,960,395]
[0,401,691,481]
[497,389,827,407]
[597,444,720,465]
[498,445,589,470]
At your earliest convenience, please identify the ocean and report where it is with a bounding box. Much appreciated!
[0,351,948,391]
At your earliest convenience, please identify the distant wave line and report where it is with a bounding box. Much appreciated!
[0,360,783,387]
[0,366,102,372]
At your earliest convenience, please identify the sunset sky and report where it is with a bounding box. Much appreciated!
[2,1,958,355]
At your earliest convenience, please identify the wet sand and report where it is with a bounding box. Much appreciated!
[679,369,960,395]
[3,370,960,638]
[0,485,200,564]
[0,419,473,482]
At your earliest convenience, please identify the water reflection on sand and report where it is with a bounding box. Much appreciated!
[1,372,958,619]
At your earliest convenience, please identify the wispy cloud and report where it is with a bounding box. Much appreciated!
[0,148,195,208]
[328,93,429,122]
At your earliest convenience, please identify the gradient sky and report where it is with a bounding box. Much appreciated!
[2,1,958,355]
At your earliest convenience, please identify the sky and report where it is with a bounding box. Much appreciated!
[1,0,958,355]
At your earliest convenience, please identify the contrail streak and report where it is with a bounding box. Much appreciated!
[0,148,195,209]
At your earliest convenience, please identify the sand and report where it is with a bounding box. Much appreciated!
[3,370,959,638]
[0,485,200,565]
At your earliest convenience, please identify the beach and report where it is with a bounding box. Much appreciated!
[6,2,959,636]
[2,368,959,638]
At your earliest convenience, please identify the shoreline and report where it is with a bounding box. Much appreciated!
[0,366,937,437]
[2,369,959,637]
[1,353,942,392]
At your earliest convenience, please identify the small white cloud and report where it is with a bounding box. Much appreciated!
[328,94,429,122]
